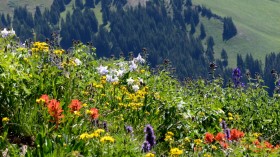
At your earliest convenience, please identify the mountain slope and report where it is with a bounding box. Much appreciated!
[193,0,280,66]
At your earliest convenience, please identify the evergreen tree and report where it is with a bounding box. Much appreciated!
[199,23,206,39]
[75,0,84,9]
[223,17,237,41]
[221,49,228,67]
[85,0,95,8]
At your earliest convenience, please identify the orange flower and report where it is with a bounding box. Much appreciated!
[229,129,244,141]
[215,132,225,142]
[40,94,50,104]
[89,108,99,119]
[219,141,229,149]
[253,139,260,145]
[204,132,215,143]
[264,141,273,149]
[47,99,64,128]
[69,99,82,113]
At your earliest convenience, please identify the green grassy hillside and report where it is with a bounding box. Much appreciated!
[193,0,280,67]
[0,0,53,14]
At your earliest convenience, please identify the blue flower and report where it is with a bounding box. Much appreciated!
[144,125,156,147]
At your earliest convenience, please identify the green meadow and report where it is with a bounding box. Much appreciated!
[193,0,280,67]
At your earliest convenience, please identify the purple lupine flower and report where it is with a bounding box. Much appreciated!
[125,126,133,134]
[141,141,151,153]
[224,128,231,140]
[103,122,108,132]
[144,125,156,147]
[220,120,227,130]
[232,68,243,87]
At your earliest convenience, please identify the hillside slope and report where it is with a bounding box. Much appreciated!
[193,0,280,66]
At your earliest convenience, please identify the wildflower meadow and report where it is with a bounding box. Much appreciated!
[1,30,280,156]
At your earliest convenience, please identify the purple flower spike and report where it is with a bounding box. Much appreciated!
[141,141,151,153]
[126,126,133,134]
[144,124,156,147]
[232,67,243,87]
[220,120,227,130]
[225,128,231,140]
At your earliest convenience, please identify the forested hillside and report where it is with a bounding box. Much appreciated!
[0,0,279,94]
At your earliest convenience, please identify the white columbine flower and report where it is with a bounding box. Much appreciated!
[106,74,119,83]
[127,77,134,85]
[116,69,125,77]
[9,28,15,36]
[1,28,9,37]
[74,58,82,66]
[138,77,144,84]
[134,53,145,64]
[177,100,186,110]
[129,61,137,71]
[97,65,109,75]
[132,84,139,92]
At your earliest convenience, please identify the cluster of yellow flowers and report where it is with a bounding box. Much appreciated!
[165,131,174,141]
[145,153,155,157]
[100,135,115,143]
[118,102,144,110]
[2,117,10,122]
[32,42,49,53]
[170,147,183,156]
[79,129,105,140]
[53,49,65,55]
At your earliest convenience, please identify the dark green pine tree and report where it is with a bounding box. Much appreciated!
[223,17,237,41]
[221,49,228,67]
[85,0,95,8]
[199,23,206,39]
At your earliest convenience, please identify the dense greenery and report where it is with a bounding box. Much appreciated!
[0,0,278,94]
[1,33,280,156]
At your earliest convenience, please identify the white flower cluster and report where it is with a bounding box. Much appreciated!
[1,28,16,38]
[96,54,146,86]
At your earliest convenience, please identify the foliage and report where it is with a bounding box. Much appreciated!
[1,35,280,156]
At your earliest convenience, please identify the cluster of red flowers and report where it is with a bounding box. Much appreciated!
[68,99,82,113]
[253,139,280,151]
[229,129,244,141]
[38,95,100,128]
[47,99,64,129]
[204,129,244,149]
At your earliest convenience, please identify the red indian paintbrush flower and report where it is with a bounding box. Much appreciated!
[68,99,82,113]
[89,108,99,119]
[204,132,215,143]
[229,129,244,141]
[47,99,64,129]
[215,132,225,142]
[40,94,49,104]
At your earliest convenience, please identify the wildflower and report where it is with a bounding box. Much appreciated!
[228,117,233,121]
[170,148,183,156]
[100,135,115,143]
[82,103,88,107]
[204,132,215,143]
[106,74,119,83]
[103,122,108,131]
[184,137,190,143]
[145,153,155,157]
[95,129,105,134]
[252,133,261,138]
[220,120,227,130]
[141,141,151,153]
[132,84,139,92]
[125,126,133,134]
[211,145,217,150]
[264,141,273,149]
[47,99,64,128]
[74,58,82,66]
[215,132,225,142]
[1,28,9,37]
[194,139,202,145]
[144,124,156,147]
[2,117,10,122]
[97,65,109,75]
[219,141,229,149]
[127,77,134,85]
[228,112,233,117]
[73,111,81,116]
[204,154,211,157]
[134,53,145,64]
[232,68,243,87]
[129,61,137,71]
[116,69,125,77]
[9,28,15,36]
[36,94,50,104]
[89,108,99,119]
[229,129,244,141]
[68,99,82,113]
[253,139,260,145]
[224,128,231,140]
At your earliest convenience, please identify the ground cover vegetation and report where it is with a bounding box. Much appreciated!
[1,28,280,156]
